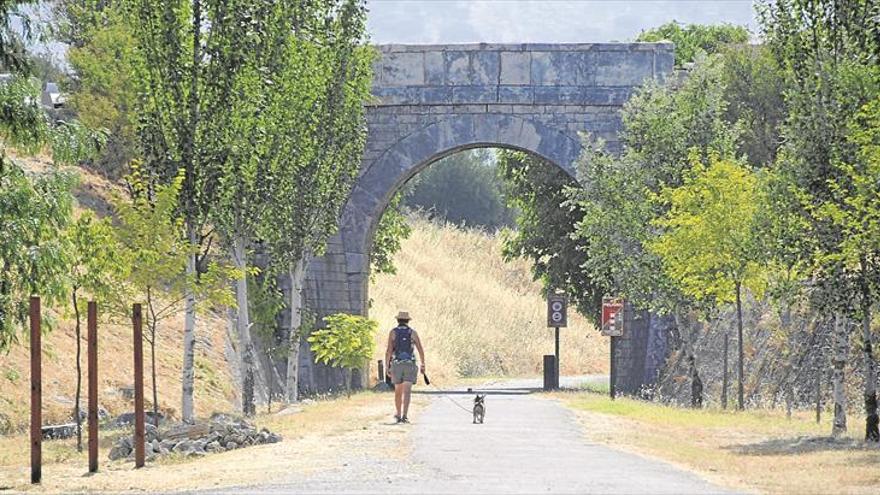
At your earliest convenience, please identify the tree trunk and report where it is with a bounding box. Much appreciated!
[285,257,309,403]
[151,326,159,427]
[735,282,745,410]
[232,234,257,416]
[181,225,198,423]
[73,289,83,452]
[859,257,878,441]
[146,288,160,428]
[832,313,849,437]
[722,331,729,410]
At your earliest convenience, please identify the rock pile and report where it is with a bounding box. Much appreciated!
[108,414,281,461]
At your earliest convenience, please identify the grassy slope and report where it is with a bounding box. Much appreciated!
[370,216,608,382]
[0,156,236,432]
[560,390,880,494]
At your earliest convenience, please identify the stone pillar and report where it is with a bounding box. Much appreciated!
[277,234,370,396]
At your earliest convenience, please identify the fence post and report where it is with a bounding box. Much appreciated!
[132,304,145,468]
[30,296,41,484]
[88,301,99,473]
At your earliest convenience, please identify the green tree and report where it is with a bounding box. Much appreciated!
[573,54,738,314]
[0,66,104,351]
[405,149,514,230]
[649,153,767,410]
[497,150,603,322]
[253,1,372,404]
[759,0,880,438]
[719,44,787,167]
[0,1,37,73]
[307,313,377,396]
[123,0,372,414]
[112,166,236,426]
[636,21,750,67]
[371,192,412,280]
[63,5,138,178]
[0,163,76,350]
[64,211,124,451]
[203,0,314,417]
[811,98,880,440]
[112,168,190,426]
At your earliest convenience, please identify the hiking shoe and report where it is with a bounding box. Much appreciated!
[394,414,402,423]
[400,416,410,424]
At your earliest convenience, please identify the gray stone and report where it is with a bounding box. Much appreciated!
[444,51,470,85]
[500,52,530,85]
[172,440,195,454]
[144,423,160,443]
[108,437,132,461]
[470,51,500,84]
[380,52,424,86]
[225,441,238,450]
[41,423,77,440]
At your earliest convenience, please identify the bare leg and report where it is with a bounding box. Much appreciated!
[394,384,403,417]
[402,381,413,418]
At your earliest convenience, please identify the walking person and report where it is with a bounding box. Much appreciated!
[385,311,425,423]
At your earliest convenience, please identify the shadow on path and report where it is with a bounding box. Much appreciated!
[728,435,880,456]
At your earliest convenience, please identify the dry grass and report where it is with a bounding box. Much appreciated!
[0,307,236,433]
[370,216,608,383]
[0,391,416,493]
[558,391,880,494]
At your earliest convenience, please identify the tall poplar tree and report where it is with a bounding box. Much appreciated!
[125,0,372,416]
[759,0,880,438]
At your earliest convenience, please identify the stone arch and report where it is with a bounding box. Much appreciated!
[339,112,582,276]
[289,42,676,397]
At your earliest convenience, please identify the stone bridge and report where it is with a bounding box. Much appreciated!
[280,43,674,397]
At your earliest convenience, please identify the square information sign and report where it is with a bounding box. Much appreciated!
[547,294,567,328]
[601,297,624,337]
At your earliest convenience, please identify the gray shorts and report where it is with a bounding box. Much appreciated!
[391,360,417,384]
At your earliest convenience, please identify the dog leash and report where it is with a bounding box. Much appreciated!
[422,373,478,416]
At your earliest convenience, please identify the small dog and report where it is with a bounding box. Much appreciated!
[472,394,485,424]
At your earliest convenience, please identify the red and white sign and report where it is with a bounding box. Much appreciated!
[601,297,624,337]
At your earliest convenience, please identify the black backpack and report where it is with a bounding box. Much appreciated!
[393,325,414,361]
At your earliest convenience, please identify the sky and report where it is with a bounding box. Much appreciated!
[366,0,759,44]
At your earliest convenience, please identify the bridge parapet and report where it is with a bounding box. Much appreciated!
[372,43,674,107]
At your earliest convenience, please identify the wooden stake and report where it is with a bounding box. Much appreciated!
[30,296,41,484]
[88,301,98,473]
[132,304,145,468]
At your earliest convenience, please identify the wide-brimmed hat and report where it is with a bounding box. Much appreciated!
[396,311,411,321]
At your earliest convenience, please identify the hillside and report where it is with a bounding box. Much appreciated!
[370,216,608,382]
[0,157,237,433]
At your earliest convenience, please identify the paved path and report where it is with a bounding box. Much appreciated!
[223,377,733,494]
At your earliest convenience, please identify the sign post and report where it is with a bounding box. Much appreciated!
[602,297,624,398]
[547,294,567,390]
